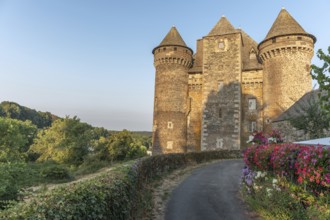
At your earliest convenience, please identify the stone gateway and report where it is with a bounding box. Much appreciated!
[151,9,316,155]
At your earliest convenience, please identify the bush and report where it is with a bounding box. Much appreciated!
[40,165,71,181]
[0,162,36,209]
[75,155,111,176]
[0,149,242,219]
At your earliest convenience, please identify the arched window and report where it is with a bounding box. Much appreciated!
[249,48,257,59]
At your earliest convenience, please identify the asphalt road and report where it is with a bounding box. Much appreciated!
[165,159,253,220]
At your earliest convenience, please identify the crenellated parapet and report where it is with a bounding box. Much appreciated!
[258,35,314,62]
[153,45,193,67]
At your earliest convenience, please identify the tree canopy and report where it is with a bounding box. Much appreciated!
[29,116,94,165]
[0,101,58,128]
[0,117,37,162]
[311,46,330,111]
[289,93,330,139]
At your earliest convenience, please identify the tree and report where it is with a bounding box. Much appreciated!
[0,101,58,128]
[108,130,134,161]
[29,116,93,165]
[0,117,37,162]
[311,46,330,111]
[289,93,330,139]
[107,130,147,161]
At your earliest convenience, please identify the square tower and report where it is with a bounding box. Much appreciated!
[200,16,242,150]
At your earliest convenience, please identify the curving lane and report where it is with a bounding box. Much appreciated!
[165,159,253,220]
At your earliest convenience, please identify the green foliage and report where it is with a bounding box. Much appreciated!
[40,164,71,181]
[288,94,330,138]
[0,101,58,128]
[241,173,329,220]
[95,130,148,162]
[0,117,37,162]
[242,184,309,220]
[311,46,330,111]
[0,162,36,209]
[108,130,134,161]
[75,157,110,176]
[29,116,94,166]
[0,150,242,219]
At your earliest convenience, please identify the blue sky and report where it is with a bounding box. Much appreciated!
[0,0,329,131]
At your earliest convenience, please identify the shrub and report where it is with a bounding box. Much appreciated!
[40,165,71,180]
[0,162,35,209]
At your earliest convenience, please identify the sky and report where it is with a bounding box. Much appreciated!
[0,0,329,131]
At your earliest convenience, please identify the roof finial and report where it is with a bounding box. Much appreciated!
[282,6,285,10]
[172,25,175,28]
[222,15,226,18]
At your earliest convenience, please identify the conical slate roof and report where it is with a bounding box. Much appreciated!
[159,26,187,47]
[208,16,238,36]
[153,26,192,54]
[264,8,309,40]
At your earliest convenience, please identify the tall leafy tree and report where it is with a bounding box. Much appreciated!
[311,46,330,111]
[29,116,93,165]
[289,93,330,139]
[0,117,37,162]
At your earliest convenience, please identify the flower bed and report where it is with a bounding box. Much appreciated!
[242,142,330,219]
[243,143,329,193]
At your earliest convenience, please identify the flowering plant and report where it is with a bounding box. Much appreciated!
[248,130,283,145]
[248,131,268,145]
[294,145,329,190]
[270,144,300,177]
[268,130,283,144]
[253,144,274,171]
[244,143,330,194]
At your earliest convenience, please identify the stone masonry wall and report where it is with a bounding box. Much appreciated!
[187,73,203,152]
[241,70,263,146]
[201,33,242,150]
[272,120,308,142]
[259,35,314,132]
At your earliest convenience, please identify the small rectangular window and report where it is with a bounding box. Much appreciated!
[167,121,173,129]
[219,108,222,118]
[167,141,173,149]
[250,121,257,132]
[218,80,224,90]
[297,36,302,40]
[248,99,257,110]
[272,38,276,43]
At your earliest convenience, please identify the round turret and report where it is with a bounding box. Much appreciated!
[258,9,316,131]
[152,27,193,155]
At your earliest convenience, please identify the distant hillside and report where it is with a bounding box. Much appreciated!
[0,101,59,128]
[131,131,152,137]
[109,130,152,137]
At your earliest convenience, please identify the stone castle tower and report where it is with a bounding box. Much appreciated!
[152,9,315,154]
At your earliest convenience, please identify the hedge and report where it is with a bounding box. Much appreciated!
[0,150,241,220]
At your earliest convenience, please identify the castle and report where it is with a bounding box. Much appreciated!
[151,8,316,155]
